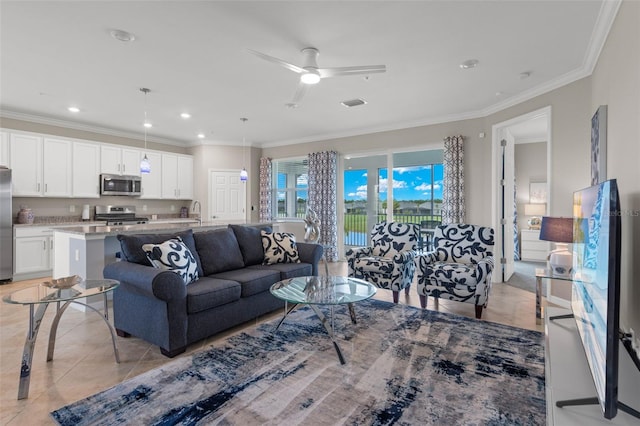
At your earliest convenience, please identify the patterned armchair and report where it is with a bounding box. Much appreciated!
[415,224,494,319]
[346,222,419,303]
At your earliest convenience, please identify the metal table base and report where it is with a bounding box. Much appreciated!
[17,293,120,400]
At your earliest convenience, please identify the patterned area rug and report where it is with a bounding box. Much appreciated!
[51,299,546,425]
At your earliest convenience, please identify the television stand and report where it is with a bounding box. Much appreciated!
[545,307,640,425]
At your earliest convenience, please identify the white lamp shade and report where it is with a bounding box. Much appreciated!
[524,203,546,216]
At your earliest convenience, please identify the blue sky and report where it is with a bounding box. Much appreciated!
[345,165,443,201]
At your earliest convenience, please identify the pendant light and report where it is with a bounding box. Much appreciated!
[240,117,248,182]
[139,88,151,174]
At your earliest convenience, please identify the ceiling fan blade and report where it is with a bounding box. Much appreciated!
[291,82,308,104]
[319,65,386,78]
[247,49,306,74]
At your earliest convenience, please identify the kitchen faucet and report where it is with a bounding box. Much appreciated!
[192,200,202,225]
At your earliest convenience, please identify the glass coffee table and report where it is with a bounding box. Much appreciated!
[2,277,120,399]
[270,275,376,364]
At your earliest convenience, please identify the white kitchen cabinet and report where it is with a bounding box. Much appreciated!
[177,155,194,199]
[0,131,9,167]
[10,134,72,197]
[161,154,193,199]
[520,229,550,261]
[42,137,72,197]
[72,141,101,197]
[10,133,42,196]
[100,145,141,176]
[14,226,53,279]
[140,151,162,199]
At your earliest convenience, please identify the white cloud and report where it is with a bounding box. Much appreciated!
[415,182,441,191]
[378,178,407,192]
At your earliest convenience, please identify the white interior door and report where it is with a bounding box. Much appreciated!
[502,132,516,282]
[208,170,246,223]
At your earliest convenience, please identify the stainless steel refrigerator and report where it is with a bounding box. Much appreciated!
[0,167,12,281]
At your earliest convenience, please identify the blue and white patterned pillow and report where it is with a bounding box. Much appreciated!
[261,231,300,265]
[142,237,199,284]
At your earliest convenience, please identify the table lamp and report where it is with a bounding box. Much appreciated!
[524,203,546,229]
[539,216,573,277]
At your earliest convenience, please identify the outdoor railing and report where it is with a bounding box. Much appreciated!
[344,213,442,247]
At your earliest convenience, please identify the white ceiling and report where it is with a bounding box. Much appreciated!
[0,1,617,148]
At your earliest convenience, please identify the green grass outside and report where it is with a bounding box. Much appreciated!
[344,214,441,234]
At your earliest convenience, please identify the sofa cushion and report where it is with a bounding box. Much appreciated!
[117,229,203,277]
[248,263,312,280]
[142,237,199,285]
[261,231,300,265]
[229,224,272,266]
[186,277,241,314]
[194,228,245,275]
[211,268,281,298]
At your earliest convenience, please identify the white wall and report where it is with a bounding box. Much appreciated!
[589,0,640,340]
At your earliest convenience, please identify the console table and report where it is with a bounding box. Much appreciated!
[535,268,573,324]
[545,307,640,425]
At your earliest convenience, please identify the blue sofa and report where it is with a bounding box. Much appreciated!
[103,224,323,357]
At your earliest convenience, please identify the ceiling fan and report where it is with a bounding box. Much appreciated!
[248,47,386,105]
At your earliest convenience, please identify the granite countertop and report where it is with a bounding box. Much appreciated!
[14,221,107,228]
[15,218,201,229]
[52,221,270,237]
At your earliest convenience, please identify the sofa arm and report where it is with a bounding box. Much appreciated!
[103,261,187,302]
[296,242,324,276]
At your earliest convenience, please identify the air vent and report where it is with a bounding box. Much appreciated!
[341,98,367,108]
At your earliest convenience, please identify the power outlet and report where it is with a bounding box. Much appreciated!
[170,205,176,212]
[69,204,75,213]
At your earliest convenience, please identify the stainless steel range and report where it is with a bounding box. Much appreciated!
[95,205,149,226]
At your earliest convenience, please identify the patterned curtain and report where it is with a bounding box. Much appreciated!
[259,157,272,221]
[308,151,338,261]
[442,135,465,224]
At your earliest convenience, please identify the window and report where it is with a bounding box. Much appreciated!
[378,164,443,221]
[272,158,308,218]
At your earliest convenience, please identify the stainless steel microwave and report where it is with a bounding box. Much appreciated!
[100,174,142,196]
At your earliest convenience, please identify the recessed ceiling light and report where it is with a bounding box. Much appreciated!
[197,133,205,139]
[109,29,135,42]
[495,91,503,97]
[519,71,532,79]
[67,106,80,113]
[180,112,191,119]
[285,102,299,109]
[143,121,152,128]
[460,59,479,69]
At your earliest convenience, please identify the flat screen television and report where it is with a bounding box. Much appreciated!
[570,178,621,419]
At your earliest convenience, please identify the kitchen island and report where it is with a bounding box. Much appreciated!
[53,220,272,310]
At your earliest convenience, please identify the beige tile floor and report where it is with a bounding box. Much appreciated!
[0,262,544,425]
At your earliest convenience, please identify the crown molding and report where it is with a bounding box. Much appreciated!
[0,109,190,147]
[583,0,622,75]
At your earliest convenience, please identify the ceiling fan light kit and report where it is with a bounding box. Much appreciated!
[248,46,386,104]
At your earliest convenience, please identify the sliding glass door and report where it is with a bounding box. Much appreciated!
[344,150,443,248]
